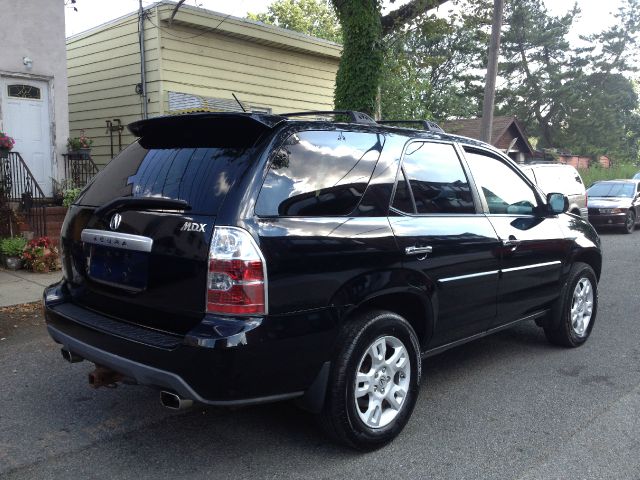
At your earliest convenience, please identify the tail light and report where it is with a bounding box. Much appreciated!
[207,227,267,315]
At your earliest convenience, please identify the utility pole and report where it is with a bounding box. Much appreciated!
[480,0,504,144]
[138,0,148,119]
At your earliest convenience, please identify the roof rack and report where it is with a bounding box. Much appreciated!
[378,119,445,133]
[280,110,377,125]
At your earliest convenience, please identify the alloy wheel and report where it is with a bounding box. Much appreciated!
[354,335,411,429]
[570,277,594,337]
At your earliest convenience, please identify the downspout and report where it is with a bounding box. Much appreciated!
[138,0,148,119]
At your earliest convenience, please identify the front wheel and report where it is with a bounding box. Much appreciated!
[622,210,636,234]
[318,310,421,450]
[543,262,598,347]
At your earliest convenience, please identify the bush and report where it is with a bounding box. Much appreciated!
[21,237,60,273]
[578,164,639,187]
[63,187,82,208]
[0,236,27,256]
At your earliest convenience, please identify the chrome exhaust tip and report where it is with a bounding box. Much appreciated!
[160,390,194,410]
[61,347,84,363]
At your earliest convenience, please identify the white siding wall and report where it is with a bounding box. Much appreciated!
[66,11,161,166]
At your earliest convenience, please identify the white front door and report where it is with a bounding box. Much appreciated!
[1,78,53,196]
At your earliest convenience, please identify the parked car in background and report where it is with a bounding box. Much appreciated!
[520,164,588,219]
[587,180,640,233]
[43,112,602,450]
[632,172,640,180]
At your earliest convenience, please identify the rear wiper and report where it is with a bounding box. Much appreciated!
[95,197,192,217]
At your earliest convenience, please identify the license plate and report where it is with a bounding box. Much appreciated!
[87,244,149,291]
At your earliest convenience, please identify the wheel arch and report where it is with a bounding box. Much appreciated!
[344,291,434,351]
[572,248,602,281]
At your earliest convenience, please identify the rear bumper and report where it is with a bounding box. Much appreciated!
[44,282,337,406]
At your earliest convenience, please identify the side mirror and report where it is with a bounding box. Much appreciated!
[547,192,569,214]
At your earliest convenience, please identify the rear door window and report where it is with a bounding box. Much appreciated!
[78,142,258,215]
[255,130,382,216]
[393,142,475,214]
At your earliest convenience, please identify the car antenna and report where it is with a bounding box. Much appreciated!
[232,93,247,112]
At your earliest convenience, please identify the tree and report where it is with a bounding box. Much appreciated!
[380,2,488,121]
[496,0,582,147]
[248,0,342,43]
[331,0,450,115]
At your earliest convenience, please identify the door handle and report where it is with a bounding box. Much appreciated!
[502,236,521,249]
[405,246,433,256]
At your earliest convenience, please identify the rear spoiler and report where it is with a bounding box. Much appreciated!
[128,113,286,148]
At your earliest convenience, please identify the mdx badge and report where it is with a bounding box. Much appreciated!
[109,213,122,230]
[181,222,207,232]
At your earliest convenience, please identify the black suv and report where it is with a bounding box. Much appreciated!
[44,112,602,450]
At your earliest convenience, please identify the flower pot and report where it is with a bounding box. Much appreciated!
[4,256,23,270]
[0,150,9,159]
[69,148,91,159]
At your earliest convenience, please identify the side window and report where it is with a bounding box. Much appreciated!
[255,130,382,216]
[465,150,538,215]
[396,142,475,214]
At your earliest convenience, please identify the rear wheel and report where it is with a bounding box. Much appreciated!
[623,210,636,234]
[544,262,598,347]
[318,310,421,451]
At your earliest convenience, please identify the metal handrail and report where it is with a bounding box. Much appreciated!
[0,151,47,237]
[63,152,100,188]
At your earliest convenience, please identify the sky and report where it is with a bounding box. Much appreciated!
[65,0,623,39]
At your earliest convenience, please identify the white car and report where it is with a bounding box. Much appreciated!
[520,164,588,219]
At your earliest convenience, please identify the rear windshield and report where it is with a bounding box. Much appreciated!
[587,182,634,198]
[78,142,258,215]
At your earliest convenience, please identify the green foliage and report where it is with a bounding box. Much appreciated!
[380,2,487,121]
[579,164,639,187]
[0,236,27,257]
[332,0,384,115]
[496,0,640,162]
[67,129,92,151]
[248,0,342,42]
[63,187,82,208]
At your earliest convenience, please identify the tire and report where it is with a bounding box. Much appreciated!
[622,210,636,234]
[543,262,598,347]
[318,310,421,451]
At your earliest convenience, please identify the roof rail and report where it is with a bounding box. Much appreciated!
[378,119,445,133]
[280,110,377,124]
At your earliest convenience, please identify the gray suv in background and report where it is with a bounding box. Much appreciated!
[520,164,588,220]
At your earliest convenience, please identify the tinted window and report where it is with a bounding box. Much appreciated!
[465,150,538,215]
[79,142,257,215]
[256,131,382,216]
[399,142,474,214]
[587,182,635,198]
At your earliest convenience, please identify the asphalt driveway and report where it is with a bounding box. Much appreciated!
[1,230,639,479]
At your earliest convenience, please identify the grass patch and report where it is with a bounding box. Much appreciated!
[578,164,639,187]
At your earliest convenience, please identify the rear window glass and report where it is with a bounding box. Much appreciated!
[78,142,257,215]
[255,130,382,216]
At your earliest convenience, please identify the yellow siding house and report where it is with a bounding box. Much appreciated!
[67,2,341,166]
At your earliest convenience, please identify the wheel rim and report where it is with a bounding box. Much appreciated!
[570,277,594,337]
[354,335,411,429]
[626,212,635,231]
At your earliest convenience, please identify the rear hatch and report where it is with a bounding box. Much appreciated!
[61,114,279,335]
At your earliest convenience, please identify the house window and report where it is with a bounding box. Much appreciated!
[7,84,41,99]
